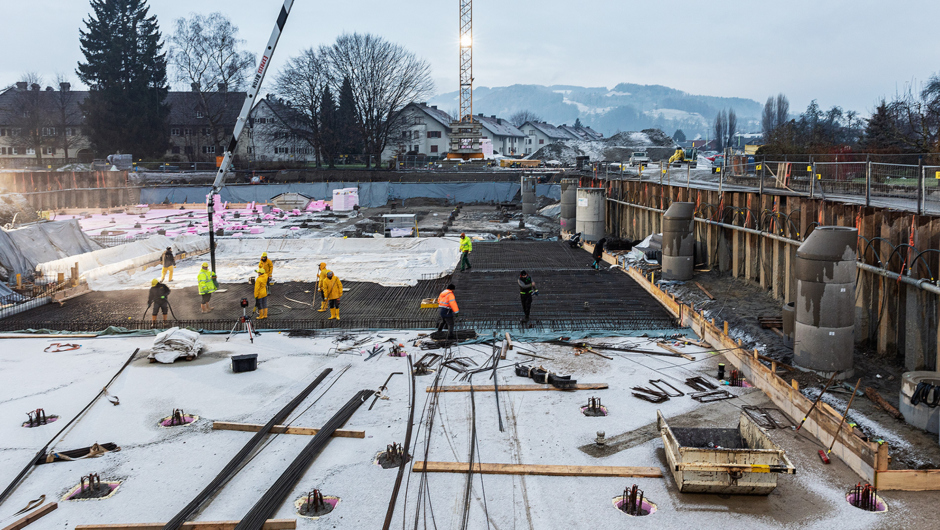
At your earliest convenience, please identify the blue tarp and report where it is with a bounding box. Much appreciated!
[139,181,563,208]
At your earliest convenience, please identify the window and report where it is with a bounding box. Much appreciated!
[274,132,285,139]
[246,147,254,155]
[413,131,420,140]
[202,128,211,136]
[27,148,35,155]
[539,139,544,145]
[0,129,6,136]
[257,117,267,124]
[185,146,194,154]
[430,145,438,153]
[274,147,290,154]
[0,147,5,154]
[196,110,205,119]
[11,129,19,137]
[11,147,18,155]
[526,138,532,145]
[42,127,55,136]
[65,128,74,136]
[402,131,410,139]
[171,146,181,154]
[171,128,181,136]
[427,131,442,138]
[184,128,192,135]
[43,147,55,155]
[202,145,216,154]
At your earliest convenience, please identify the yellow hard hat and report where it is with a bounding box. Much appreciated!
[202,262,209,268]
[151,279,159,286]
[262,252,268,257]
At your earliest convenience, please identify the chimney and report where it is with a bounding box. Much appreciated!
[45,86,53,91]
[191,82,200,92]
[60,82,70,92]
[30,83,40,91]
[478,113,483,117]
[218,82,227,92]
[431,105,437,109]
[497,118,502,125]
[15,82,27,91]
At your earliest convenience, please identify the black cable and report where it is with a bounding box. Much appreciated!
[163,368,333,530]
[382,356,416,530]
[0,348,140,508]
[234,389,373,530]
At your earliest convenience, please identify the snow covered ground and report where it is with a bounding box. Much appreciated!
[0,332,933,529]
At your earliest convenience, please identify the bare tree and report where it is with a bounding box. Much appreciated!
[726,108,737,149]
[52,74,82,161]
[3,74,51,163]
[761,96,776,141]
[325,33,434,166]
[713,110,726,151]
[510,110,542,127]
[169,13,255,158]
[273,47,330,166]
[775,94,789,131]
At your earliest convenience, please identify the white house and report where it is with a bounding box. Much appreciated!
[519,121,577,155]
[474,114,525,156]
[382,102,453,161]
[243,97,315,163]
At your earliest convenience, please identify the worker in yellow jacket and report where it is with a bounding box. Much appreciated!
[258,252,273,285]
[667,147,685,165]
[459,233,472,272]
[320,271,343,320]
[254,267,269,319]
[315,262,330,312]
[197,263,217,313]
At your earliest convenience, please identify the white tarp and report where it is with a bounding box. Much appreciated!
[148,327,203,363]
[88,237,460,291]
[37,234,208,284]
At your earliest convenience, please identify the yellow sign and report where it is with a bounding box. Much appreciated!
[935,171,940,180]
[661,167,667,174]
[716,167,721,173]
[817,174,822,180]
[807,165,812,172]
[756,164,762,171]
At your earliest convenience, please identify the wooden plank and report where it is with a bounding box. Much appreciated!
[657,343,694,361]
[694,282,715,300]
[2,503,57,530]
[413,461,662,478]
[864,387,902,419]
[75,520,295,530]
[211,422,365,439]
[876,469,940,491]
[427,383,608,393]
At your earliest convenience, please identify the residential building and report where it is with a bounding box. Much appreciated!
[0,82,93,168]
[474,114,525,156]
[559,124,603,141]
[518,121,577,155]
[382,102,453,161]
[165,84,247,163]
[243,97,316,163]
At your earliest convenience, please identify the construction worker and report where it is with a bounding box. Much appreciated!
[198,262,218,313]
[518,270,536,323]
[436,283,459,339]
[667,147,685,166]
[591,238,607,270]
[259,252,273,285]
[321,270,343,320]
[459,233,472,271]
[148,278,170,323]
[160,247,175,282]
[315,262,330,312]
[254,267,269,319]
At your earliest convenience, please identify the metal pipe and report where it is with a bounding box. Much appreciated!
[856,262,940,295]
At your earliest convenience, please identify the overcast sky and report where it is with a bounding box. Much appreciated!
[2,0,938,119]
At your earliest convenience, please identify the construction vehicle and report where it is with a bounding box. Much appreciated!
[629,151,650,167]
[667,147,698,168]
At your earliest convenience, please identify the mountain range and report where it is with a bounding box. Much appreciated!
[427,83,763,138]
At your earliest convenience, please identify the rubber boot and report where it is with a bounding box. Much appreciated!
[334,308,340,321]
[318,300,328,312]
[152,315,156,323]
[259,308,267,320]
[329,308,337,320]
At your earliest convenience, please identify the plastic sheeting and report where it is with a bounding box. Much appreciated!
[148,327,203,363]
[0,220,102,279]
[139,182,562,209]
[37,234,208,283]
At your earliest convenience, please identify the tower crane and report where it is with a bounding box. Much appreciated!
[447,0,484,160]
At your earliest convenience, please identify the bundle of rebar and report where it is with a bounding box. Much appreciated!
[234,389,373,530]
[162,368,333,530]
[851,483,878,511]
[620,484,645,516]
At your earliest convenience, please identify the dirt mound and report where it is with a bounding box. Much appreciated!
[0,190,39,226]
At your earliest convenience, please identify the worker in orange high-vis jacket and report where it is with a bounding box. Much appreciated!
[436,283,459,340]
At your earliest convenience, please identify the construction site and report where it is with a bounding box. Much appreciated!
[3,1,940,530]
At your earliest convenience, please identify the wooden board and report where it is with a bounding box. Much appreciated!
[694,282,715,300]
[876,469,940,491]
[427,383,608,393]
[211,421,365,439]
[2,503,57,530]
[75,520,295,530]
[657,343,694,361]
[413,461,662,478]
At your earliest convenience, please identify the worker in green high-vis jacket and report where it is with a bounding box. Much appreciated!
[459,233,472,272]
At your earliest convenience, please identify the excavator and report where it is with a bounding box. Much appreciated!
[666,146,698,168]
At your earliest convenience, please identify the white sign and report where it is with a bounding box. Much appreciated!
[577,198,588,207]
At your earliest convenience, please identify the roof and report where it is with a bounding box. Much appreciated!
[0,85,88,126]
[558,124,604,141]
[166,90,246,127]
[252,97,315,135]
[473,114,525,137]
[406,102,453,128]
[520,121,577,141]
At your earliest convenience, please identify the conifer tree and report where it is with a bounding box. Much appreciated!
[319,85,339,168]
[337,76,362,156]
[77,0,170,158]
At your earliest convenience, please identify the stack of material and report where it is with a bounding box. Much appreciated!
[149,327,203,363]
[332,188,359,211]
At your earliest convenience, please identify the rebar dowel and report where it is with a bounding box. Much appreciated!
[382,357,416,530]
[234,389,373,530]
[0,347,139,508]
[163,368,334,530]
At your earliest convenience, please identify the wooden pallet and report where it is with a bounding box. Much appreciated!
[757,316,783,329]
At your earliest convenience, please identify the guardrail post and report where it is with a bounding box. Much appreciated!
[918,156,924,215]
[758,156,764,196]
[865,155,871,207]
